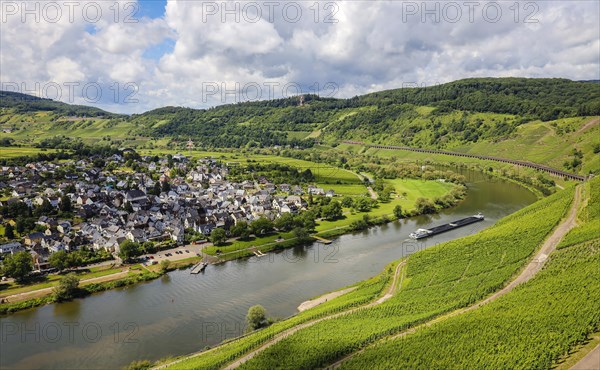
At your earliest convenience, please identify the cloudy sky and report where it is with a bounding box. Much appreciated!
[1,0,599,113]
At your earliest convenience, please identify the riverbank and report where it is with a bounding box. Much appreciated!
[297,287,357,312]
[0,268,162,315]
[0,173,508,316]
[0,172,540,369]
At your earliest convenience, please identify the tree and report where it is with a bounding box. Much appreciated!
[66,252,83,268]
[36,198,54,216]
[250,217,274,235]
[53,273,80,301]
[415,197,437,214]
[322,201,343,220]
[245,304,267,332]
[124,202,134,213]
[151,181,162,196]
[341,196,354,208]
[298,212,316,230]
[292,227,310,241]
[393,205,403,219]
[230,221,250,240]
[15,217,26,234]
[48,250,69,271]
[4,224,14,239]
[274,213,295,232]
[119,240,142,261]
[210,228,227,246]
[160,259,171,272]
[353,197,373,212]
[59,195,72,213]
[2,251,33,282]
[142,241,157,254]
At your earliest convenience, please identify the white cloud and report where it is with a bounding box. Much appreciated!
[1,0,598,113]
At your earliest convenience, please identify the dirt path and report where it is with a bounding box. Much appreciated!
[577,117,599,134]
[297,287,357,312]
[328,185,582,368]
[154,261,405,370]
[219,261,406,370]
[571,344,600,370]
[367,187,378,200]
[2,270,131,303]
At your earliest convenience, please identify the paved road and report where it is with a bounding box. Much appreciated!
[571,344,600,370]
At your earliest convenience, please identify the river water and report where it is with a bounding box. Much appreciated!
[0,173,537,369]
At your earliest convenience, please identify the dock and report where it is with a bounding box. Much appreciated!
[190,262,208,274]
[313,236,332,244]
[252,249,266,257]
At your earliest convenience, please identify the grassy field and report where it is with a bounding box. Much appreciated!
[0,264,123,298]
[335,143,579,189]
[139,149,363,185]
[455,117,599,175]
[335,116,599,177]
[313,179,455,234]
[0,147,58,159]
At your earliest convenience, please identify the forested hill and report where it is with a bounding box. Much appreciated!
[355,78,600,120]
[0,91,118,117]
[1,78,599,154]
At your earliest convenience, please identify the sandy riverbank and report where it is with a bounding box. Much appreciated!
[297,287,357,312]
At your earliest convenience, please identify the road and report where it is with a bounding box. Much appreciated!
[221,261,406,370]
[328,185,583,368]
[155,260,406,370]
[2,270,131,303]
[571,344,600,370]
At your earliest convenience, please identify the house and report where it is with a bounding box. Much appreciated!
[170,226,185,245]
[308,186,325,195]
[57,221,72,234]
[126,229,147,243]
[0,242,22,254]
[24,232,46,246]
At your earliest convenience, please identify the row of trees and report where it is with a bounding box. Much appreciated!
[210,213,316,246]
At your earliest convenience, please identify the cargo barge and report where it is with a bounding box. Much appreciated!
[409,213,484,239]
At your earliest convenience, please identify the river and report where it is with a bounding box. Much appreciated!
[0,173,537,369]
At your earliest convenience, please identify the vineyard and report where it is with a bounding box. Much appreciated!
[558,176,600,249]
[341,240,600,369]
[232,187,575,369]
[166,261,398,370]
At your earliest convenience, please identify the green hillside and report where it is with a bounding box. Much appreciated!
[343,177,600,370]
[161,178,599,370]
[1,78,598,175]
[164,186,579,369]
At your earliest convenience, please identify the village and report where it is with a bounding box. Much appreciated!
[0,151,337,273]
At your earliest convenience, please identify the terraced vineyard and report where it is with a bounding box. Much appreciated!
[342,239,600,369]
[234,188,575,369]
[164,261,399,370]
[558,176,600,249]
[163,186,575,369]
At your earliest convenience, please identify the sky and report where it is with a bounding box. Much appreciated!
[1,0,599,113]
